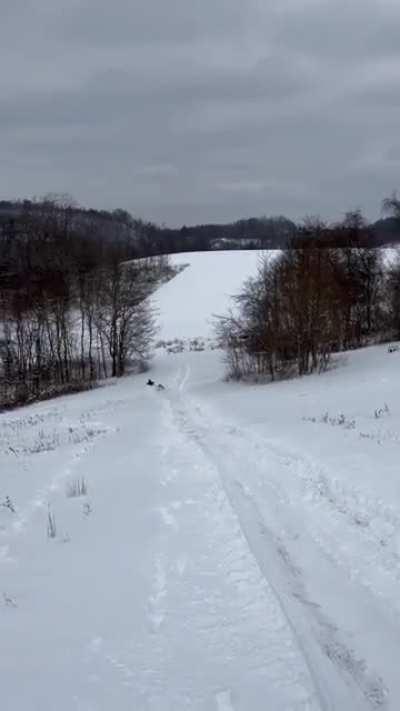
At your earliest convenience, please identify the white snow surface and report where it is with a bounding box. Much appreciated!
[1,250,400,709]
[154,250,271,340]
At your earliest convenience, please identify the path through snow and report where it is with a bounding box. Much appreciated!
[2,346,400,709]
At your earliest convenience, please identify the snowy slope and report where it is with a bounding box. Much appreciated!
[2,250,400,709]
[154,250,271,340]
[156,248,399,342]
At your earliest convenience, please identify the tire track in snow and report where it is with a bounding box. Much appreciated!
[230,478,387,711]
[171,364,388,711]
[169,367,328,711]
[148,555,168,633]
[149,373,320,709]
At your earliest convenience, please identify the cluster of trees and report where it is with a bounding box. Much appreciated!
[218,210,399,381]
[0,198,168,409]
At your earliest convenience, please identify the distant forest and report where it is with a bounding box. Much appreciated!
[1,197,400,258]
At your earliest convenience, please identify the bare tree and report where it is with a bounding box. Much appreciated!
[218,218,385,382]
[0,198,159,408]
[94,261,155,377]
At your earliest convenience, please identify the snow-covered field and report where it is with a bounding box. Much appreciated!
[2,251,400,709]
[154,250,271,341]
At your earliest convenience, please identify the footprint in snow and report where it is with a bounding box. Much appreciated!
[176,555,187,576]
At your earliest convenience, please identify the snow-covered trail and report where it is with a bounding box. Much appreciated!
[2,346,400,709]
[160,355,400,711]
[141,374,321,710]
[1,358,316,710]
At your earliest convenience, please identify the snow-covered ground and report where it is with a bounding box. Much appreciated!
[2,251,400,709]
[154,250,271,341]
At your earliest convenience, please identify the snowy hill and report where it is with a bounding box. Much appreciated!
[155,248,399,343]
[155,250,270,340]
[2,249,400,709]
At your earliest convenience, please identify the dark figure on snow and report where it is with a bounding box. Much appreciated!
[156,383,165,391]
[147,379,155,386]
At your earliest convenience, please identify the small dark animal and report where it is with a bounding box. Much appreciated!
[388,345,399,353]
[156,383,166,391]
[147,379,155,386]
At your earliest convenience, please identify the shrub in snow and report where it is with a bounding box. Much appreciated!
[344,419,356,430]
[3,422,109,458]
[374,403,390,419]
[304,412,356,429]
[3,593,17,608]
[47,508,57,539]
[66,477,88,498]
[83,502,93,517]
[1,496,16,514]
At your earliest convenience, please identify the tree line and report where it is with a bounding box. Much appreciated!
[218,208,400,381]
[3,198,399,259]
[0,202,297,255]
[0,197,169,409]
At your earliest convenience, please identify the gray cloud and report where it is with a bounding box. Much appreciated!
[1,0,400,225]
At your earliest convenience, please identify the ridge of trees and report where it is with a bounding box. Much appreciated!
[2,198,400,258]
[217,204,400,382]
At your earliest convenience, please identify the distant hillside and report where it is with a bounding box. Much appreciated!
[1,199,400,256]
[154,250,267,341]
[0,200,136,243]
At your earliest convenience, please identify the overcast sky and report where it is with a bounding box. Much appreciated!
[1,1,400,226]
